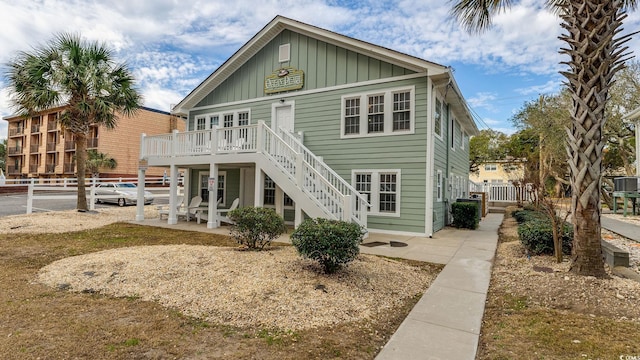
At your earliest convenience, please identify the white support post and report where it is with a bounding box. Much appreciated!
[254,165,263,207]
[295,153,304,188]
[208,162,219,229]
[211,126,218,154]
[136,167,146,221]
[89,177,96,211]
[256,121,264,152]
[168,164,178,225]
[26,179,34,214]
[172,129,178,157]
[140,133,147,160]
[342,194,352,222]
[275,186,284,218]
[295,206,303,228]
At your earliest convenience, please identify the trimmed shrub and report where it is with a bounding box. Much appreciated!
[451,202,479,229]
[517,217,573,255]
[228,207,286,250]
[512,209,545,224]
[290,218,365,274]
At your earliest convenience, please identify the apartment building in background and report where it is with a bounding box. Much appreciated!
[4,106,183,180]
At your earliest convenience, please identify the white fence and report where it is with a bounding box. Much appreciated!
[2,177,173,214]
[470,182,532,203]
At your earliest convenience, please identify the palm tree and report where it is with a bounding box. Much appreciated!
[0,139,6,173]
[4,33,142,211]
[451,1,637,276]
[85,150,117,178]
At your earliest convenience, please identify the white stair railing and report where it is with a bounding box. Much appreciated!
[270,124,369,227]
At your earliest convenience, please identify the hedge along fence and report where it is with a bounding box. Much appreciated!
[513,209,573,256]
[451,202,479,229]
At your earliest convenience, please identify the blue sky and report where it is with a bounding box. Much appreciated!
[2,0,640,141]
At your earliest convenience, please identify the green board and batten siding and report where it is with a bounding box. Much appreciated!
[194,30,415,107]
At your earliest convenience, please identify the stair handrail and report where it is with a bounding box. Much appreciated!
[273,125,369,227]
[259,122,368,224]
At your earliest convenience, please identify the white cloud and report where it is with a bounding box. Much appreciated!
[1,0,640,138]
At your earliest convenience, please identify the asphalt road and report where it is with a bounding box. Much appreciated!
[0,190,170,218]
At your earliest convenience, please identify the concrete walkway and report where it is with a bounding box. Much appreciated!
[601,214,640,242]
[133,213,503,360]
[373,214,502,360]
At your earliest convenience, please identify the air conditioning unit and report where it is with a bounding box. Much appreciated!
[614,177,639,192]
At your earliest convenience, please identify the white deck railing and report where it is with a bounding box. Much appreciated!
[141,122,367,227]
[470,182,532,203]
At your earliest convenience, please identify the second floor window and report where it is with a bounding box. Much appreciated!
[341,86,415,138]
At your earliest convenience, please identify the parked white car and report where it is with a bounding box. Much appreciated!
[95,182,154,206]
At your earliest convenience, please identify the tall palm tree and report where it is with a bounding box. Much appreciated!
[85,150,118,178]
[4,33,142,211]
[451,1,637,276]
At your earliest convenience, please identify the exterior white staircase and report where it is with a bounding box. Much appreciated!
[141,121,368,230]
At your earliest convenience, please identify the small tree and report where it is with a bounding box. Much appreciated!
[227,207,286,250]
[85,150,117,178]
[291,218,365,274]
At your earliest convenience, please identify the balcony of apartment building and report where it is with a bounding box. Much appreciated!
[46,142,57,152]
[87,137,98,148]
[63,162,76,174]
[8,145,23,156]
[29,163,39,174]
[30,143,40,154]
[31,123,41,134]
[7,164,23,175]
[9,126,25,137]
[47,119,57,131]
[45,164,57,174]
[64,140,76,151]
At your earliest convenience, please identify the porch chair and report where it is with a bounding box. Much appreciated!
[216,198,240,226]
[177,195,203,222]
[158,196,184,220]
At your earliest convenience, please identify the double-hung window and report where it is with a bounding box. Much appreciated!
[341,86,415,138]
[352,170,400,216]
[263,175,293,207]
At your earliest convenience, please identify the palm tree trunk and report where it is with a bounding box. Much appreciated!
[75,133,88,211]
[560,1,630,276]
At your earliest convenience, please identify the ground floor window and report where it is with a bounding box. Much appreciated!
[264,175,293,207]
[198,171,225,204]
[352,169,400,216]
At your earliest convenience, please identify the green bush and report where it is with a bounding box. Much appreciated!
[290,218,365,274]
[512,209,545,224]
[451,202,479,229]
[517,217,573,255]
[228,207,286,250]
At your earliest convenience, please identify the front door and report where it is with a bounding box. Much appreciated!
[273,102,294,134]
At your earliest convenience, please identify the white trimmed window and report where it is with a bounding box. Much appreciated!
[196,116,206,130]
[353,169,400,216]
[434,98,442,139]
[485,164,497,171]
[341,86,415,138]
[217,172,226,206]
[190,109,251,132]
[436,170,443,202]
[263,175,293,207]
